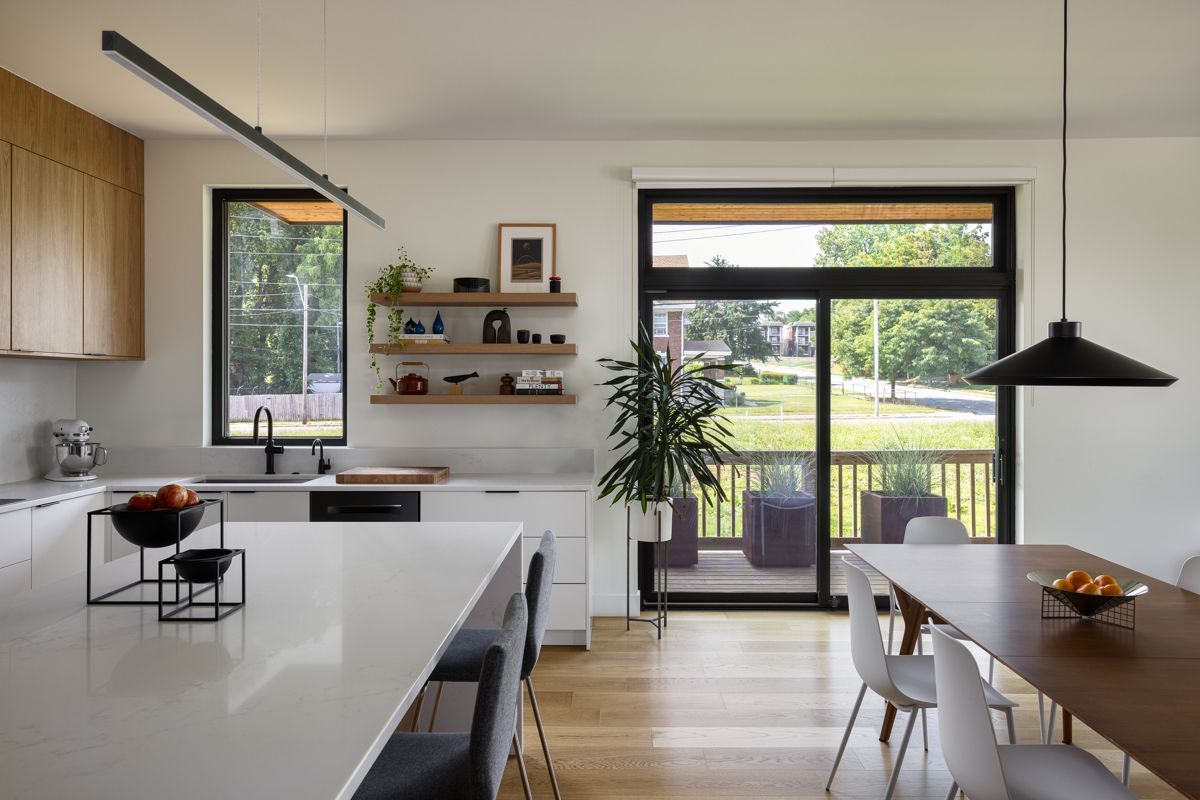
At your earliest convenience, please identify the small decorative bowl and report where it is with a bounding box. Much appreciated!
[110,501,211,548]
[453,277,490,293]
[550,334,566,344]
[1027,570,1148,616]
[172,548,236,583]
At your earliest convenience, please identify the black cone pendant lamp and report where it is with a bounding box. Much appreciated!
[965,0,1176,387]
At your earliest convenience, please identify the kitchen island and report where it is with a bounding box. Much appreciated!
[0,520,523,800]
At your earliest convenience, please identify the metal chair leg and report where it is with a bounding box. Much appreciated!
[987,655,996,685]
[1037,691,1045,742]
[921,707,928,751]
[887,587,897,654]
[409,682,427,732]
[425,681,444,732]
[884,709,919,800]
[1122,753,1131,787]
[945,782,959,800]
[1045,699,1058,744]
[527,678,562,800]
[826,682,867,790]
[512,729,533,800]
[1004,706,1016,744]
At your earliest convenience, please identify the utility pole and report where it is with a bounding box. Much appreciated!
[873,299,880,418]
[289,274,310,424]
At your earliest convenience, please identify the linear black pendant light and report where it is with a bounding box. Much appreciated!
[965,0,1174,387]
[101,15,385,229]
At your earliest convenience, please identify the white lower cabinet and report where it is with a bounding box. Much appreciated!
[225,491,309,523]
[0,507,32,569]
[421,491,590,647]
[0,560,32,600]
[31,493,106,589]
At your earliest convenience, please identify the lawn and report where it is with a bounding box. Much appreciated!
[724,381,935,418]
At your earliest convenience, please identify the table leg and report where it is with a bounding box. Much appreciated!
[880,585,927,741]
[1062,710,1072,744]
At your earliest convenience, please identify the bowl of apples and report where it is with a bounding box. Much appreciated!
[110,484,210,548]
[1027,569,1148,617]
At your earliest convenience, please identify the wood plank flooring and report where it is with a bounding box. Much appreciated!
[656,550,891,596]
[498,611,1184,799]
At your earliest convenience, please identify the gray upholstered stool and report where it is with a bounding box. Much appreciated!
[415,531,561,800]
[354,593,528,800]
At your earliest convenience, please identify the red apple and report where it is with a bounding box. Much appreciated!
[127,492,157,512]
[184,488,200,507]
[155,483,189,510]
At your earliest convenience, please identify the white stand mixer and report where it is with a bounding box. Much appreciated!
[46,419,108,482]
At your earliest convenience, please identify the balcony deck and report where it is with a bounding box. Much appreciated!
[656,548,891,597]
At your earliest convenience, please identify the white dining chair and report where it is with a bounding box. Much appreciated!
[931,626,1135,800]
[828,558,1018,800]
[1177,554,1200,593]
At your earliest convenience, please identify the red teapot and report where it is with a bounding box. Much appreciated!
[389,361,429,395]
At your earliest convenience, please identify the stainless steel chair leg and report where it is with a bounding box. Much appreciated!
[409,683,427,732]
[512,729,533,800]
[826,682,867,790]
[426,681,444,732]
[921,707,928,751]
[527,678,562,800]
[884,709,919,800]
[1045,699,1058,744]
[1004,706,1016,744]
[945,782,959,800]
[1122,753,1131,787]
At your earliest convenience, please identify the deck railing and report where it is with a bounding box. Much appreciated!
[691,449,996,543]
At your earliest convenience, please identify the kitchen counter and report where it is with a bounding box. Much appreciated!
[0,520,523,800]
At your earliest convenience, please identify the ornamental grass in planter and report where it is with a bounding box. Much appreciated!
[860,438,947,545]
[742,454,817,567]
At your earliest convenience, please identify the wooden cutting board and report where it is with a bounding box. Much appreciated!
[335,467,450,485]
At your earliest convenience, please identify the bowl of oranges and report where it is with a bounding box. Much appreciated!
[1028,569,1148,616]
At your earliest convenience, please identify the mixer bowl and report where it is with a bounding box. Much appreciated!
[54,442,108,475]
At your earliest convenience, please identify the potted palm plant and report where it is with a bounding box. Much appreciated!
[597,328,739,547]
[742,452,817,566]
[667,473,699,567]
[860,436,947,544]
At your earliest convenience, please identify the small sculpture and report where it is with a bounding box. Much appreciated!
[414,319,426,334]
[499,374,515,395]
[404,317,418,334]
[432,311,445,335]
[443,371,480,396]
[482,308,512,344]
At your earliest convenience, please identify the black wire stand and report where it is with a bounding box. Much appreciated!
[158,549,245,622]
[626,505,668,639]
[1041,586,1137,630]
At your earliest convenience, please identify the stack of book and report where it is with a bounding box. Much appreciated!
[516,369,564,395]
[397,333,450,345]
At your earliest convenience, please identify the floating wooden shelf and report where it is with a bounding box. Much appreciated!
[371,394,577,405]
[370,292,577,308]
[369,343,576,355]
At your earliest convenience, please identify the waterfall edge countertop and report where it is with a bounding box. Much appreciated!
[0,521,523,800]
[0,472,595,514]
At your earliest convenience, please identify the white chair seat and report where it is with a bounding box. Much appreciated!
[886,655,1017,710]
[924,622,970,641]
[999,744,1135,800]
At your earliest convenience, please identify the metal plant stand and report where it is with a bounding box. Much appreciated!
[626,505,668,639]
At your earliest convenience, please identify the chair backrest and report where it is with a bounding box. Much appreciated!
[904,516,969,544]
[930,626,1009,800]
[469,593,528,800]
[1178,555,1200,594]
[521,530,557,678]
[843,558,907,706]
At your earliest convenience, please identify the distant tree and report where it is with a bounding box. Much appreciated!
[814,223,991,268]
[682,255,779,362]
[705,255,736,269]
[778,307,816,324]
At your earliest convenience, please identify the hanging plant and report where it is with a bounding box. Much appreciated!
[365,248,434,388]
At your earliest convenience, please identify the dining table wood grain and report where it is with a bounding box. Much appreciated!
[846,542,1200,799]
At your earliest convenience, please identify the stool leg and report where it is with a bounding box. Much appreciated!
[426,681,444,732]
[528,678,562,800]
[409,683,427,732]
[1122,753,1131,787]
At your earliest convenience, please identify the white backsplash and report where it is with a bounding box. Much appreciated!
[0,360,77,483]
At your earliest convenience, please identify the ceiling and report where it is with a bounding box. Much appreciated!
[1,0,1197,141]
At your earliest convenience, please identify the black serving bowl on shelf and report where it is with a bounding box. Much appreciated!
[110,501,212,548]
[1027,570,1148,616]
[453,277,490,293]
[171,548,237,583]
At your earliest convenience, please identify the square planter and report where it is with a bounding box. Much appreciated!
[665,496,698,567]
[859,492,948,544]
[741,491,817,567]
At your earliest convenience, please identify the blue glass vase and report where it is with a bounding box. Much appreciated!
[414,320,426,334]
[432,311,444,335]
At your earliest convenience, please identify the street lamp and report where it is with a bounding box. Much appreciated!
[288,274,310,424]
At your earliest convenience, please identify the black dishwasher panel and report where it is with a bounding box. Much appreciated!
[309,491,420,522]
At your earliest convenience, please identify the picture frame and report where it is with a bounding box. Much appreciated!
[498,223,556,293]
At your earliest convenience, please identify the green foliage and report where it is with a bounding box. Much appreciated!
[814,223,991,268]
[871,433,943,497]
[364,247,432,388]
[777,307,816,324]
[758,371,798,385]
[596,327,742,511]
[756,452,810,497]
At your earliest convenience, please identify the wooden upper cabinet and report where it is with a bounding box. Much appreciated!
[84,176,144,358]
[0,143,10,350]
[11,147,84,354]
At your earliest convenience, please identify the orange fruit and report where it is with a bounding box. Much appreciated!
[1051,578,1074,591]
[1066,570,1093,589]
[1094,574,1117,587]
[1077,582,1102,595]
[1099,583,1124,596]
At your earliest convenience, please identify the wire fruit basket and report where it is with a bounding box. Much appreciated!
[1027,571,1148,629]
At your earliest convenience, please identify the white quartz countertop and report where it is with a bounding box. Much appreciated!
[0,521,523,800]
[0,472,593,514]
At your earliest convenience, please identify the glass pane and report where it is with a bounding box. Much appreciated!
[829,298,999,598]
[223,200,345,440]
[653,298,818,597]
[652,202,993,269]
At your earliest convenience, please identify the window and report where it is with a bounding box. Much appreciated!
[211,189,347,445]
[652,311,669,336]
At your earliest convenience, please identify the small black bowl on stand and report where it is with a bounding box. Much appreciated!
[159,547,245,622]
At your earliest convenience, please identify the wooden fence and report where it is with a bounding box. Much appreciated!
[228,393,343,422]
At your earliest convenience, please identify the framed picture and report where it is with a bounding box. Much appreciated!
[498,223,556,293]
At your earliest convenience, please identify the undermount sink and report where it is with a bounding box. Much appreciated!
[190,475,319,485]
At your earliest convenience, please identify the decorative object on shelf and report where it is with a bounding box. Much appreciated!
[432,311,445,335]
[549,276,562,294]
[389,361,430,395]
[404,317,418,334]
[414,319,426,334]
[366,248,431,387]
[453,277,491,293]
[964,0,1175,388]
[443,371,480,395]
[516,329,531,344]
[499,374,515,395]
[482,308,512,343]
[550,334,566,344]
[597,326,741,638]
[531,333,542,344]
[498,223,556,293]
[516,369,564,396]
[394,247,434,293]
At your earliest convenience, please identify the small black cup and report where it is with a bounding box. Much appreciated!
[516,329,530,344]
[550,334,566,344]
[531,334,542,344]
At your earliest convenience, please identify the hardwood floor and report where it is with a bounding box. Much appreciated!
[499,611,1183,799]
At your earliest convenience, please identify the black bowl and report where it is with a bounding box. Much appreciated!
[1027,570,1148,616]
[453,277,490,293]
[550,334,566,344]
[172,548,236,583]
[110,501,210,548]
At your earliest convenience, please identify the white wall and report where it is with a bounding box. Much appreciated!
[0,359,76,483]
[73,135,1198,607]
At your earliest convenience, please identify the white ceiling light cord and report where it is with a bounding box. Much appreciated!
[322,0,329,179]
[255,0,262,132]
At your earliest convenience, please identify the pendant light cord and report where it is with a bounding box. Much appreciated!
[1060,0,1068,321]
[322,0,329,179]
[255,0,262,132]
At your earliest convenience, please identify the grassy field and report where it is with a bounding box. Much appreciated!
[724,381,935,418]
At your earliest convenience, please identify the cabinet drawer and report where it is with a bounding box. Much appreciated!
[522,536,585,584]
[0,560,31,600]
[542,583,587,631]
[422,491,585,537]
[31,493,106,588]
[0,508,32,568]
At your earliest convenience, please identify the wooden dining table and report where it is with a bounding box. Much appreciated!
[846,543,1200,799]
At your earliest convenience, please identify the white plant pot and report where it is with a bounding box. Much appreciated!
[400,268,422,292]
[630,502,673,543]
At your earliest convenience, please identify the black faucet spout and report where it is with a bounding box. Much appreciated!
[311,439,331,475]
[252,406,285,475]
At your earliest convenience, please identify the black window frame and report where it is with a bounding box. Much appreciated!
[210,187,349,447]
[638,185,1017,608]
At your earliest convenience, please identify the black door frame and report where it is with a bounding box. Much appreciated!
[636,186,1017,608]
